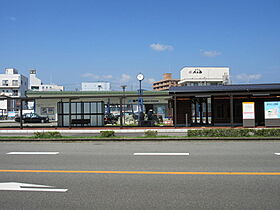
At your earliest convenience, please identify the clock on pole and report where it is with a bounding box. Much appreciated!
[136,73,144,81]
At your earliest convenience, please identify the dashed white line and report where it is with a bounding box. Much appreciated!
[7,152,59,155]
[133,153,189,156]
[274,153,280,156]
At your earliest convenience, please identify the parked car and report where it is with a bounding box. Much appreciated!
[104,113,118,125]
[15,113,49,123]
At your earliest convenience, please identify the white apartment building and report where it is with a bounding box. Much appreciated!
[0,68,28,116]
[81,82,111,91]
[29,70,64,91]
[179,66,230,86]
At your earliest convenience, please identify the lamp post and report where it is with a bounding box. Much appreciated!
[136,73,144,124]
[121,85,127,125]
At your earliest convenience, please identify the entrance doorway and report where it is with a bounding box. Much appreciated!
[191,98,211,125]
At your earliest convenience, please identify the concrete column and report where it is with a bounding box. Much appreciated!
[174,95,177,127]
[20,99,23,129]
[120,97,123,128]
[69,98,72,129]
[230,95,234,127]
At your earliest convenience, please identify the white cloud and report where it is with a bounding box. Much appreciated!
[147,78,155,84]
[120,74,131,82]
[236,73,262,82]
[150,43,174,51]
[200,49,222,57]
[103,75,113,79]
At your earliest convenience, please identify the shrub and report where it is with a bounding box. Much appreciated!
[255,129,280,137]
[33,131,62,138]
[144,130,158,137]
[187,128,280,137]
[100,130,115,137]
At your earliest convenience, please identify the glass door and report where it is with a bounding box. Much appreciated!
[191,98,211,126]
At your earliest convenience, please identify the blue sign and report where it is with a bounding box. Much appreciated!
[265,101,280,119]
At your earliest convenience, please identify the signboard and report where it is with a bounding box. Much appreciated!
[265,102,280,119]
[242,102,255,119]
[7,111,17,118]
[180,67,229,80]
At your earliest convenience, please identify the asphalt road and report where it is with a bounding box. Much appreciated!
[0,141,280,209]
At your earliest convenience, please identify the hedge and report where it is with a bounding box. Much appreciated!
[100,131,115,137]
[144,130,158,137]
[33,131,62,138]
[187,129,280,137]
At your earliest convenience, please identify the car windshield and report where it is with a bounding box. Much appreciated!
[31,113,39,118]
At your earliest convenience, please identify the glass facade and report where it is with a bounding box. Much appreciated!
[57,101,104,127]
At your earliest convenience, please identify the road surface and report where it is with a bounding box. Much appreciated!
[0,140,280,209]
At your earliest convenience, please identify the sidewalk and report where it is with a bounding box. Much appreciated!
[0,127,188,135]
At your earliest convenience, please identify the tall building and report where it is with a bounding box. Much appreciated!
[179,67,230,86]
[153,73,180,91]
[81,82,111,91]
[0,68,28,116]
[29,70,64,91]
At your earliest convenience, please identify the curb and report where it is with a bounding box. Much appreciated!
[1,137,280,142]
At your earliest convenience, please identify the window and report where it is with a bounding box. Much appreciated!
[2,80,8,86]
[12,90,18,96]
[12,80,18,86]
[41,107,55,115]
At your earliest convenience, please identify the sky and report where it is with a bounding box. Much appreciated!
[0,0,280,90]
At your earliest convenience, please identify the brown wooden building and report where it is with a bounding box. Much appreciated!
[169,84,280,127]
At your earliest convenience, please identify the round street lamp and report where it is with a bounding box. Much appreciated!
[136,73,144,124]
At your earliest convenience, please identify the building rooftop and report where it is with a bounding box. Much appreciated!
[169,83,280,93]
[26,90,169,98]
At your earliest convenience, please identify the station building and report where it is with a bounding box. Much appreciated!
[25,90,171,127]
[169,83,280,127]
[21,83,280,128]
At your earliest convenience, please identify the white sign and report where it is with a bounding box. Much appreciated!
[0,182,67,192]
[242,102,255,119]
[180,67,229,80]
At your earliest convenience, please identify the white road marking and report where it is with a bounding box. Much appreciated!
[274,153,280,156]
[0,182,67,192]
[7,152,59,155]
[133,153,189,156]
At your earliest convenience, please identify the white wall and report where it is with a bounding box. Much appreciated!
[39,84,64,91]
[0,100,7,111]
[29,71,42,89]
[82,82,111,91]
[179,67,230,83]
[0,69,28,97]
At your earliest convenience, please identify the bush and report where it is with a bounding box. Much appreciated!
[255,129,280,137]
[144,130,158,137]
[33,131,62,138]
[100,130,115,137]
[187,128,280,137]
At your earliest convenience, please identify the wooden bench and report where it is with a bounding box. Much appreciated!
[71,119,90,125]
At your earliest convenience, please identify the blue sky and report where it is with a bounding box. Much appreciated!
[0,0,279,90]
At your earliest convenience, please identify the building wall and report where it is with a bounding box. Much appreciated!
[81,82,111,91]
[179,67,230,86]
[29,69,64,91]
[35,99,59,120]
[29,70,42,89]
[38,84,64,91]
[0,68,28,113]
[153,73,179,91]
